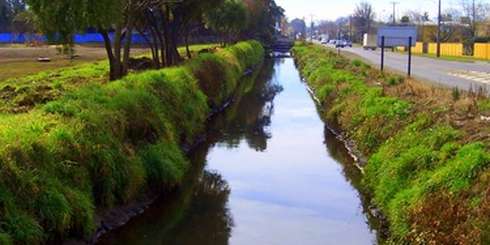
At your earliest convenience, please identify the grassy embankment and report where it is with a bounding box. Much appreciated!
[0,41,264,244]
[293,42,490,244]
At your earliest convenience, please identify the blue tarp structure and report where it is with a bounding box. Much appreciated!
[0,33,47,43]
[0,33,148,44]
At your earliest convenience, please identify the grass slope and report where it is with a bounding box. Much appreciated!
[0,41,264,244]
[293,42,490,244]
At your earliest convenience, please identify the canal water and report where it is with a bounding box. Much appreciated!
[99,58,379,245]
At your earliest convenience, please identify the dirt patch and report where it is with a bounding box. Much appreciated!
[0,45,149,81]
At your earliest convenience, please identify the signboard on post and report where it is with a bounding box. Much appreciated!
[377,26,417,47]
[376,26,418,77]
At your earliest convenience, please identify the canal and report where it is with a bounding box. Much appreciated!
[98,57,379,245]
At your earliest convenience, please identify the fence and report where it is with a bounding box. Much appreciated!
[428,43,464,57]
[0,32,148,45]
[411,42,423,54]
[474,43,490,60]
[0,33,46,43]
[396,42,489,60]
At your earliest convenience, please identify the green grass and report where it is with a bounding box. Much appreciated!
[294,43,410,154]
[0,44,220,113]
[293,42,490,243]
[0,40,264,243]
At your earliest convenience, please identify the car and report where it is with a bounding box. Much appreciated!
[335,40,347,48]
[335,40,353,48]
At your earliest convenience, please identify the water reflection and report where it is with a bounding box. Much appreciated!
[210,60,282,151]
[323,128,386,242]
[98,59,281,245]
[99,58,382,245]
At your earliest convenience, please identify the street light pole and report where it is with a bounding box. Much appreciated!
[437,0,442,57]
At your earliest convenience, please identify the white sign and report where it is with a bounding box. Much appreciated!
[377,26,417,47]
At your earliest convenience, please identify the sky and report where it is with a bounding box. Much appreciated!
[275,0,487,22]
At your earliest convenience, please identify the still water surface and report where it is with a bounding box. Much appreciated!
[99,58,378,245]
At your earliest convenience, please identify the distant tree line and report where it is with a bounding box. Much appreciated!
[288,0,490,47]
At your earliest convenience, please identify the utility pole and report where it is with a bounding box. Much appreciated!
[309,14,315,42]
[436,0,441,57]
[472,0,476,38]
[391,2,399,24]
[349,15,353,41]
[471,0,476,55]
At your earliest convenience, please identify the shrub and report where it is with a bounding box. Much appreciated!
[351,59,363,67]
[452,87,461,101]
[386,75,404,86]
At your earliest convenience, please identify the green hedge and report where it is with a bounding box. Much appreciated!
[0,40,264,244]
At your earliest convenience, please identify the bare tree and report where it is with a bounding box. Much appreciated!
[459,0,490,53]
[352,1,375,42]
[317,20,339,40]
[404,10,430,24]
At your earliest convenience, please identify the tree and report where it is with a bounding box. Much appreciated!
[352,1,375,42]
[401,16,410,23]
[27,0,135,80]
[290,18,306,39]
[335,17,350,40]
[317,20,339,40]
[0,0,26,31]
[460,0,490,53]
[11,9,37,34]
[404,11,430,24]
[0,1,10,31]
[177,0,224,58]
[242,0,284,44]
[204,0,249,45]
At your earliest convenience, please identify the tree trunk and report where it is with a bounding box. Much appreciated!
[113,25,123,79]
[122,26,133,75]
[100,30,119,81]
[162,7,173,66]
[185,29,191,59]
[138,27,159,68]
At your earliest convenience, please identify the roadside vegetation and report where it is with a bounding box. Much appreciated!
[293,42,490,244]
[0,40,264,244]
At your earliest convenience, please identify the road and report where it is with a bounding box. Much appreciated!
[339,46,490,93]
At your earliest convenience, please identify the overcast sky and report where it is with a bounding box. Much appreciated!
[275,0,489,22]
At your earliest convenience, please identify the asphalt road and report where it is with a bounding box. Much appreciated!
[339,46,490,93]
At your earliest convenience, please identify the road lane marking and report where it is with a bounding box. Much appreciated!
[449,71,490,84]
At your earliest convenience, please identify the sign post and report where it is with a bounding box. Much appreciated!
[381,36,385,72]
[377,26,417,76]
[408,36,412,77]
